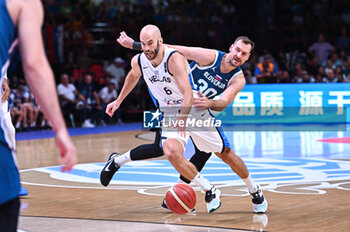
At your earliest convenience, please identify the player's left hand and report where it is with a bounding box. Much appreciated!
[193,92,211,109]
[1,79,10,103]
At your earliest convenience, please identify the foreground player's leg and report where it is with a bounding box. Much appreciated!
[100,129,163,186]
[215,148,268,213]
[163,139,221,213]
[99,143,163,186]
[0,198,20,231]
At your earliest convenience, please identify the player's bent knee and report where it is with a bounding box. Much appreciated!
[163,146,180,161]
[165,152,180,163]
[163,142,182,162]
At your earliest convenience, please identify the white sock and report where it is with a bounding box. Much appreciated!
[243,174,257,193]
[192,172,212,191]
[114,150,131,166]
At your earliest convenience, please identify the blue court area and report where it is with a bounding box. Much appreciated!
[17,82,350,160]
[40,157,350,188]
[19,122,350,190]
[18,81,350,188]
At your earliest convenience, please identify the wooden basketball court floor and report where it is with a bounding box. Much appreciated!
[15,123,350,231]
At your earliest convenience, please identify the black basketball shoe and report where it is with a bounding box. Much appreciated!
[205,187,221,213]
[250,185,268,213]
[100,153,120,186]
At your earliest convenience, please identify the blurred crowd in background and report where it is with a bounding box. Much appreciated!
[6,0,350,129]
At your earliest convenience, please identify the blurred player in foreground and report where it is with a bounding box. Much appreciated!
[0,0,77,230]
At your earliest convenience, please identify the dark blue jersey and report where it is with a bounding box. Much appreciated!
[189,50,242,99]
[0,0,16,79]
[0,0,20,204]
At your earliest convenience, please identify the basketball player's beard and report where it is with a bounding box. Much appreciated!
[230,56,241,67]
[224,53,239,68]
[145,41,160,60]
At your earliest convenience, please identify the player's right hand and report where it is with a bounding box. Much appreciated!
[55,129,77,172]
[106,100,120,117]
[193,91,211,109]
[117,31,134,49]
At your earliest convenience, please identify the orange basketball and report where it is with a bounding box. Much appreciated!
[165,183,196,214]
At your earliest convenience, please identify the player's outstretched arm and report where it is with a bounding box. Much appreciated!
[117,31,216,67]
[106,55,141,117]
[194,74,246,111]
[17,0,77,171]
[164,44,216,67]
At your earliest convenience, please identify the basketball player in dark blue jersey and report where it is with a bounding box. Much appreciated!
[101,32,267,213]
[1,0,77,230]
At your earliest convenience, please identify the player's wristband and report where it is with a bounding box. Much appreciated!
[132,42,142,51]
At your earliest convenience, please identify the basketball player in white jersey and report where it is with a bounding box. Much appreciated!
[103,24,224,213]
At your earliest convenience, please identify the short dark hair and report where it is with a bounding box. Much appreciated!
[234,36,255,52]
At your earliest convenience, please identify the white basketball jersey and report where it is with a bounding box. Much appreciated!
[138,47,193,108]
